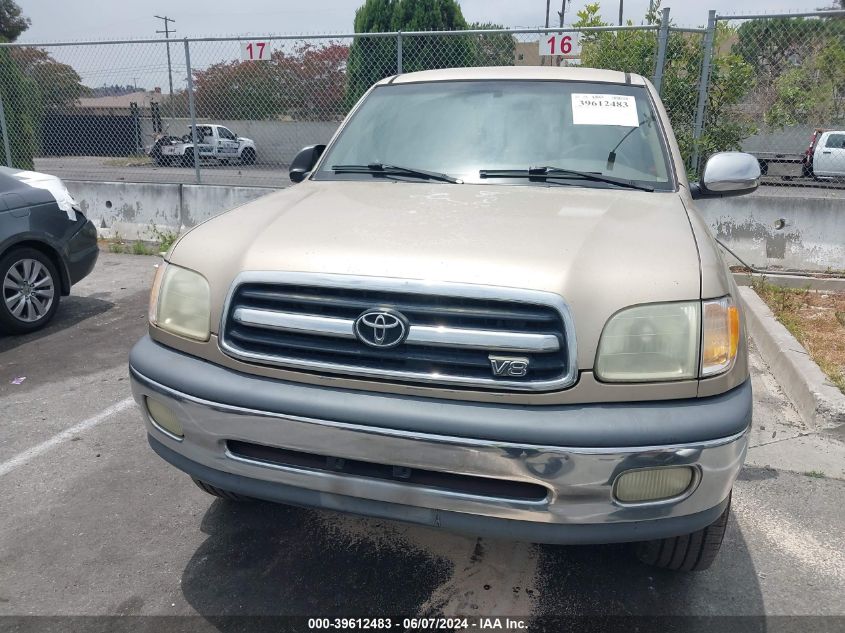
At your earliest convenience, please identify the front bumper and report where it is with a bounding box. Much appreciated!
[130,336,751,544]
[64,218,98,287]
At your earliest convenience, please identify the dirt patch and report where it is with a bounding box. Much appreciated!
[751,279,845,394]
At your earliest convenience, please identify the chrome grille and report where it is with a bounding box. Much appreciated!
[219,273,577,391]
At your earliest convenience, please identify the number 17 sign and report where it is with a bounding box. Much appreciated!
[240,41,270,61]
[539,32,582,57]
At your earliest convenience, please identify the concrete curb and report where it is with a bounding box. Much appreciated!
[733,272,845,294]
[739,286,845,430]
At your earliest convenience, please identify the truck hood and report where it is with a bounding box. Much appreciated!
[172,180,705,368]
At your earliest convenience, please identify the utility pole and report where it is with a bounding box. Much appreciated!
[557,0,569,27]
[154,15,175,126]
[618,0,623,25]
[555,0,569,68]
[544,0,551,66]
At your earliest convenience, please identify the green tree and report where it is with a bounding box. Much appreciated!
[733,18,833,76]
[573,2,755,171]
[468,22,516,67]
[346,0,400,106]
[193,43,349,120]
[731,16,845,129]
[0,0,36,168]
[0,0,29,42]
[10,47,88,111]
[346,0,474,104]
[0,46,38,169]
[766,39,845,127]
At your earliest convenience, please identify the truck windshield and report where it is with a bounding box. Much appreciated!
[315,80,673,190]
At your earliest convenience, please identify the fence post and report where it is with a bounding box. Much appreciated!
[396,31,403,74]
[0,91,12,167]
[691,9,717,173]
[652,7,670,94]
[183,39,201,184]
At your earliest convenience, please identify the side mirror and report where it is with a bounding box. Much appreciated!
[691,152,760,200]
[289,144,326,183]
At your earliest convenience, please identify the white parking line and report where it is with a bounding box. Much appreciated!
[0,397,135,478]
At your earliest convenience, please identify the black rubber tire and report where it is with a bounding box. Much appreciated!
[240,147,256,165]
[635,494,731,572]
[191,477,251,501]
[0,247,61,334]
[181,148,194,168]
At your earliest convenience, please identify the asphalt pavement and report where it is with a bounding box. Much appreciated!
[1,253,844,627]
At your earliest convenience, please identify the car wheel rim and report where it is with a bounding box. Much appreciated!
[3,258,54,323]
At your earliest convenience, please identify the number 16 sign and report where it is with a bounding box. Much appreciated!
[539,32,581,57]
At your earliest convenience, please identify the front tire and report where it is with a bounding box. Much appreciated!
[181,148,194,168]
[635,494,731,572]
[240,147,256,165]
[0,248,61,334]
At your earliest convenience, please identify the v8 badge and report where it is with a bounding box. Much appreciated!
[489,355,530,377]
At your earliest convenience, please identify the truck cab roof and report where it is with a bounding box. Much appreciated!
[376,65,648,87]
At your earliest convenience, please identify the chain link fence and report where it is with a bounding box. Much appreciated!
[699,9,845,187]
[0,7,842,189]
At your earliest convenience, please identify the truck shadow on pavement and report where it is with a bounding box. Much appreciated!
[0,295,113,354]
[180,497,764,628]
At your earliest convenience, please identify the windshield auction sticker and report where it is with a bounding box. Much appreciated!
[571,93,638,127]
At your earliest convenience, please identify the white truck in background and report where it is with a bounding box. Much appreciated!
[811,130,845,180]
[152,124,257,167]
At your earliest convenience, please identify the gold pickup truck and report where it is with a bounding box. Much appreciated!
[130,66,760,571]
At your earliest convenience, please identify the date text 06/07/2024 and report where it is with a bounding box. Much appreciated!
[306,617,529,630]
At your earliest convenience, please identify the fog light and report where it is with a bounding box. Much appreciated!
[614,467,694,503]
[145,397,184,438]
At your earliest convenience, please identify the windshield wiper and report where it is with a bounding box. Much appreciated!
[479,166,654,192]
[332,163,461,184]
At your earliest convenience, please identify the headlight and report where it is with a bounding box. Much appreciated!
[596,296,741,382]
[701,296,740,376]
[149,262,211,341]
[595,301,700,382]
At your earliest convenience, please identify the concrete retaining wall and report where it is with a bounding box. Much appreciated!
[67,180,845,272]
[66,180,274,239]
[697,192,845,272]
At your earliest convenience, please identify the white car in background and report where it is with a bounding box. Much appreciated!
[812,130,845,179]
[153,124,257,167]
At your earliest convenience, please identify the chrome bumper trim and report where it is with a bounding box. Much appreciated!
[132,367,748,526]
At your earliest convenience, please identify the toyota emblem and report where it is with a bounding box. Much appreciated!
[354,309,409,348]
